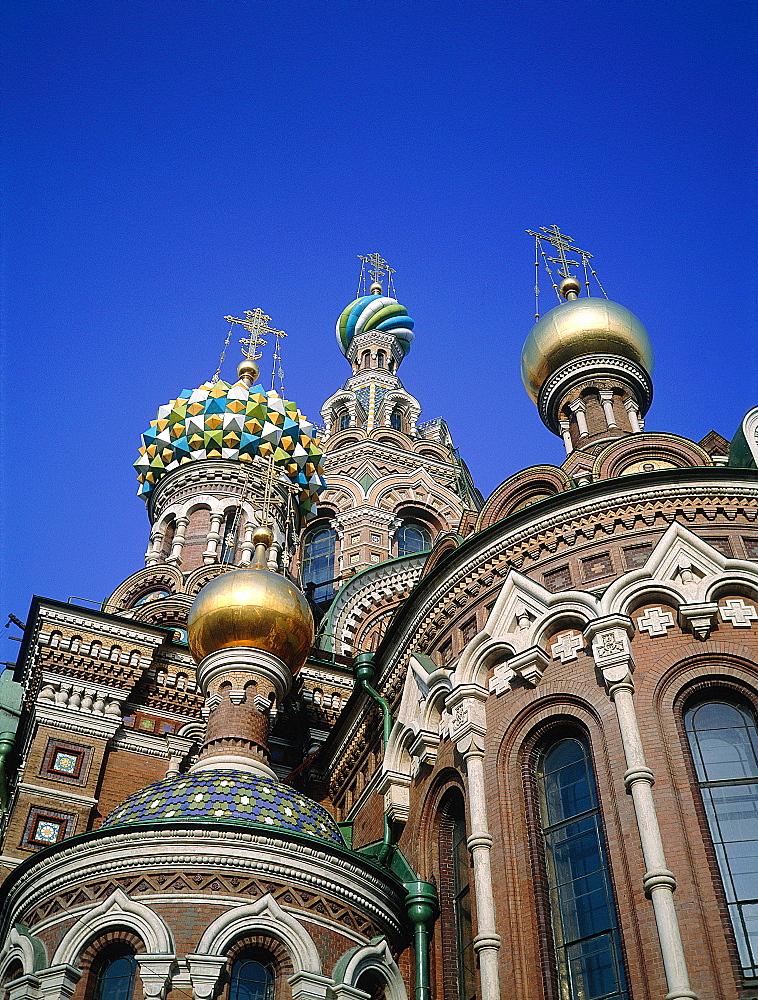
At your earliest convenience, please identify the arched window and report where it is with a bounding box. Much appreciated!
[229,959,274,1000]
[437,792,475,1000]
[397,522,431,556]
[362,351,371,370]
[376,350,386,369]
[219,510,238,564]
[336,408,350,430]
[390,407,403,431]
[301,526,337,602]
[94,955,137,1000]
[537,737,628,1000]
[685,697,758,978]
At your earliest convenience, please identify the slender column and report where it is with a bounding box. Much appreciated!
[559,419,573,455]
[239,520,256,565]
[145,529,164,567]
[449,691,501,1000]
[624,397,642,433]
[569,398,589,437]
[585,617,698,1000]
[166,515,189,566]
[203,513,224,564]
[599,390,618,428]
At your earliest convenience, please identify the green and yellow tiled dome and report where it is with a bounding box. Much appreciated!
[134,378,326,516]
[102,771,345,846]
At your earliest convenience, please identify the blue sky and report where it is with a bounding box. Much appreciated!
[1,0,757,650]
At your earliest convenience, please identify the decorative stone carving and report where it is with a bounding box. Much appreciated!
[550,631,584,662]
[719,598,757,627]
[677,603,718,641]
[636,607,675,637]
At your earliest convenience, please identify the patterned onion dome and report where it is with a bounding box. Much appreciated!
[102,771,345,846]
[134,378,326,517]
[336,295,415,358]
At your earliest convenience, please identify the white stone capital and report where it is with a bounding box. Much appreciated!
[185,955,227,1000]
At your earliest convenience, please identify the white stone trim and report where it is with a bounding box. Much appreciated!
[334,938,407,1000]
[51,888,174,966]
[194,894,321,974]
[0,926,46,979]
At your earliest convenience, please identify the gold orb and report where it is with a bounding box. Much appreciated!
[252,524,274,548]
[237,358,260,382]
[520,297,654,403]
[187,569,314,672]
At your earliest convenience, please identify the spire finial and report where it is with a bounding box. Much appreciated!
[358,253,397,298]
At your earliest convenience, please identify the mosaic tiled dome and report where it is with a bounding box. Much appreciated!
[134,378,326,517]
[102,771,345,846]
[336,295,414,358]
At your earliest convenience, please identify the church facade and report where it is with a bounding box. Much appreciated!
[0,253,757,1000]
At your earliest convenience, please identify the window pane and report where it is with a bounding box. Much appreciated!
[95,956,136,1000]
[686,698,758,978]
[230,960,274,1000]
[538,738,627,1000]
[398,524,430,557]
[302,527,336,601]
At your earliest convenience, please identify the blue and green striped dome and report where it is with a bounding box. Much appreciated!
[134,378,326,517]
[336,295,414,358]
[102,771,345,846]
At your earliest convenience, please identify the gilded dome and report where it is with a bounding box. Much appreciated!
[187,566,314,670]
[101,771,345,845]
[134,376,326,517]
[521,297,654,403]
[336,294,414,357]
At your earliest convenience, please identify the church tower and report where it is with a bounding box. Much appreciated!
[301,255,482,655]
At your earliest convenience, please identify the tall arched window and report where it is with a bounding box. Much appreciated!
[94,955,137,1000]
[397,522,431,556]
[362,351,371,370]
[684,697,758,978]
[219,510,238,564]
[301,526,336,602]
[390,407,403,431]
[376,350,386,369]
[338,408,350,430]
[229,959,274,1000]
[437,792,475,1000]
[537,737,628,1000]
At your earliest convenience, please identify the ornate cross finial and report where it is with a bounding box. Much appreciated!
[223,308,283,362]
[526,225,592,278]
[357,253,397,297]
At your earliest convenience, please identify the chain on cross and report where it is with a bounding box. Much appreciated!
[223,308,277,362]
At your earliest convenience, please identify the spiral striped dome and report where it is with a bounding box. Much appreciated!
[336,295,414,358]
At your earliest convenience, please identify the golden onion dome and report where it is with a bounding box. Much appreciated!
[521,297,654,403]
[187,555,314,672]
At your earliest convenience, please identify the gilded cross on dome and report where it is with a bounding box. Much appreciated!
[358,253,396,296]
[223,308,283,362]
[526,225,592,278]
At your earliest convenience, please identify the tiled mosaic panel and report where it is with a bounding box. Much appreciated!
[52,751,80,775]
[103,772,345,846]
[135,379,326,516]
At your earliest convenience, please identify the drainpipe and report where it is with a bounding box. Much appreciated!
[0,733,15,814]
[405,881,439,1000]
[353,652,393,865]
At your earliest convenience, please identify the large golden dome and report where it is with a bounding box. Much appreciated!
[187,567,314,671]
[521,297,653,403]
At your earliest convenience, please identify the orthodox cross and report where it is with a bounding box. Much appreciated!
[357,253,397,297]
[223,308,277,362]
[526,225,592,278]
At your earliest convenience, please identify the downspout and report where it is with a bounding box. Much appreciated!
[0,733,16,814]
[353,654,439,1000]
[353,652,393,865]
[405,881,439,1000]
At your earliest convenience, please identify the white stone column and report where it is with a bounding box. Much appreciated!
[624,397,642,433]
[559,419,573,456]
[167,516,189,566]
[449,690,501,1000]
[203,513,224,564]
[135,956,176,1000]
[569,398,589,437]
[145,528,165,567]
[585,616,698,1000]
[36,966,81,1000]
[288,971,333,1000]
[599,390,618,428]
[185,955,227,1000]
[5,976,41,1000]
[239,520,256,566]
